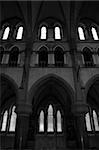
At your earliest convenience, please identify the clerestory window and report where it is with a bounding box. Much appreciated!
[40,26,47,40]
[16,26,23,40]
[78,26,85,40]
[54,26,61,40]
[2,26,10,40]
[91,27,99,40]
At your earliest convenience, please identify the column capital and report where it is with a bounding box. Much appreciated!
[16,103,32,116]
[71,102,89,116]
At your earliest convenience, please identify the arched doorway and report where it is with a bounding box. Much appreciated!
[28,76,78,150]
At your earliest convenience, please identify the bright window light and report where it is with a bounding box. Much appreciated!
[47,105,54,132]
[78,27,85,40]
[93,110,99,131]
[2,27,10,40]
[40,26,47,40]
[9,106,17,132]
[85,112,92,131]
[39,110,44,132]
[16,26,23,40]
[1,110,8,131]
[55,26,61,40]
[91,27,99,40]
[57,110,62,132]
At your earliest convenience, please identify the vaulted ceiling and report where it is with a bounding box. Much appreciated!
[0,1,99,38]
[0,1,99,109]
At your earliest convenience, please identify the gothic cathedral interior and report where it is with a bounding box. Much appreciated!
[0,1,99,150]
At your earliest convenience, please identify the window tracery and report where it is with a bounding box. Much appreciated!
[82,47,94,66]
[85,109,99,132]
[1,105,17,132]
[38,104,62,133]
[9,47,19,67]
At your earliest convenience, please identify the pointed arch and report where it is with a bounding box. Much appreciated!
[39,46,48,67]
[9,47,19,67]
[82,47,93,66]
[54,46,64,67]
[28,74,74,105]
[85,76,99,132]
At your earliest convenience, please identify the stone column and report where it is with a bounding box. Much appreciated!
[2,53,9,64]
[17,53,21,65]
[14,103,32,149]
[36,52,39,65]
[30,52,35,67]
[64,53,67,65]
[72,103,88,149]
[20,52,25,67]
[14,89,32,149]
[48,53,54,65]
